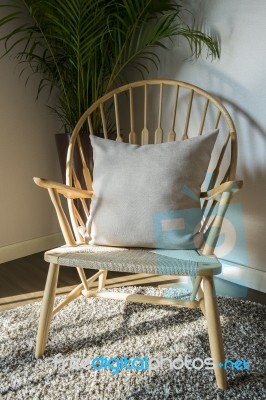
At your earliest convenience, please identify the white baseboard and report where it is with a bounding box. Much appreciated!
[0,233,64,264]
[219,262,266,293]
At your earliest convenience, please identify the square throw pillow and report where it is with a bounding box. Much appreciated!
[86,130,219,249]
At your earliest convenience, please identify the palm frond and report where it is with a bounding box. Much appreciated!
[0,0,220,132]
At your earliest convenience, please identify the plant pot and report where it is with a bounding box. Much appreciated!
[55,133,93,184]
[55,132,115,222]
[55,132,94,223]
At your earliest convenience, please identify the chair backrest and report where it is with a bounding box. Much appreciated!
[66,80,237,254]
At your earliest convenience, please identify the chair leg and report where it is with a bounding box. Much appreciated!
[203,276,227,390]
[98,270,107,290]
[197,282,206,317]
[35,263,59,358]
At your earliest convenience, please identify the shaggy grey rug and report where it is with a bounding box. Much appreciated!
[0,286,265,400]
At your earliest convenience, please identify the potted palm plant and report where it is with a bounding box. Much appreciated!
[0,0,219,178]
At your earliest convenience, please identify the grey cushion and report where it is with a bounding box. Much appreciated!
[86,130,219,249]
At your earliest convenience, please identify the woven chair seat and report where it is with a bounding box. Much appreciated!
[45,244,221,276]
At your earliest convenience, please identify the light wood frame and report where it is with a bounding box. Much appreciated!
[34,80,243,390]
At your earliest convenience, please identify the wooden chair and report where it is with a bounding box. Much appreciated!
[34,80,242,389]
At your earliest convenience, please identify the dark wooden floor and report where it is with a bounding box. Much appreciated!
[0,252,81,297]
[0,251,265,310]
[0,252,132,310]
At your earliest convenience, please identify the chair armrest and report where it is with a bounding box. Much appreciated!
[200,180,243,200]
[33,177,93,199]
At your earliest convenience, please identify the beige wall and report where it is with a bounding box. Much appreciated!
[127,0,266,290]
[0,32,63,261]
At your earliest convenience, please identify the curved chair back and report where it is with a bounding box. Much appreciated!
[66,80,237,254]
